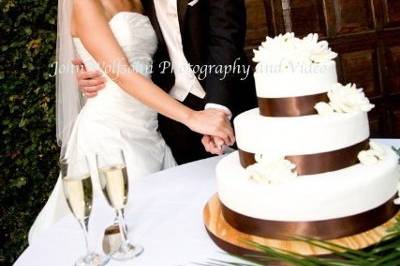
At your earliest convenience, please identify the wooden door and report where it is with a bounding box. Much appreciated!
[244,0,400,138]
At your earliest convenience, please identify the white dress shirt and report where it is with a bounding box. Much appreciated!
[154,0,205,101]
[154,0,231,117]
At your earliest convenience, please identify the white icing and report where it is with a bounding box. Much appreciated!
[315,83,374,115]
[234,108,370,155]
[254,61,338,98]
[217,146,399,221]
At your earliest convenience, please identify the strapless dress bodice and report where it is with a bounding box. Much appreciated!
[73,12,158,131]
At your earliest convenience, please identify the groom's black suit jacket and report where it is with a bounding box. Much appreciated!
[142,0,257,116]
[142,0,257,164]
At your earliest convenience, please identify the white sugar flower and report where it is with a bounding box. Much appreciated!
[314,102,335,116]
[358,150,380,165]
[302,34,337,63]
[254,33,296,64]
[358,141,385,165]
[302,33,320,45]
[370,141,385,158]
[247,154,297,185]
[328,83,375,113]
[315,83,375,115]
[253,32,337,66]
[310,49,337,64]
[254,153,285,165]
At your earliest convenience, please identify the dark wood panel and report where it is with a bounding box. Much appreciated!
[385,46,400,95]
[369,105,385,137]
[331,0,375,35]
[245,0,268,47]
[382,0,400,27]
[280,0,326,37]
[390,107,400,137]
[340,49,380,98]
[245,0,268,60]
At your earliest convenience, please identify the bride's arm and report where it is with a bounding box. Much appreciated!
[73,0,234,144]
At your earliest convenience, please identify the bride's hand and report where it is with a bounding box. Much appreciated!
[185,109,235,146]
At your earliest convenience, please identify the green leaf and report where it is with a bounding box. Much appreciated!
[0,1,59,264]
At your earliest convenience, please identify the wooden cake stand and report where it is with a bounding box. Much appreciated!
[204,194,399,259]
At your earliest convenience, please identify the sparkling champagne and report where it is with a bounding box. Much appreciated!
[99,165,129,210]
[63,175,93,221]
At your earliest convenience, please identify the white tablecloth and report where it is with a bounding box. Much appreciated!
[15,139,400,266]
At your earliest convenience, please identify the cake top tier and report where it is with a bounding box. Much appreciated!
[253,33,337,66]
[253,33,339,101]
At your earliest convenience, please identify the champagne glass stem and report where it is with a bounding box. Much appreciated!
[114,209,125,223]
[116,209,129,246]
[79,219,91,259]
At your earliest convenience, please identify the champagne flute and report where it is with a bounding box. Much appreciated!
[96,149,144,260]
[61,157,109,266]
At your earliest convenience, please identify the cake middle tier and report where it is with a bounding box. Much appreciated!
[235,108,370,155]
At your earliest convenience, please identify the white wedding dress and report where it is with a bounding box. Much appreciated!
[29,12,176,243]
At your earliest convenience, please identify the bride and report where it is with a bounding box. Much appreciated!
[29,0,234,243]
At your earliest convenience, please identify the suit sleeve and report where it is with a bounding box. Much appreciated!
[204,0,247,110]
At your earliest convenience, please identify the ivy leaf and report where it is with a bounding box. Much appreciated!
[1,1,59,264]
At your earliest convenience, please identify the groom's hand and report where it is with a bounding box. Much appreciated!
[201,108,234,155]
[72,58,106,98]
[202,135,226,155]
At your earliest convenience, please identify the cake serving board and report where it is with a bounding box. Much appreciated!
[204,194,400,259]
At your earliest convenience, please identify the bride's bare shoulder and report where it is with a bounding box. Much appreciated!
[73,0,106,17]
[71,0,107,36]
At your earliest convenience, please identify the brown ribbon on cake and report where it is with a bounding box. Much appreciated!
[239,139,370,176]
[258,93,329,117]
[221,195,399,240]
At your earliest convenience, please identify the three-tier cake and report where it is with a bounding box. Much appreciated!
[215,33,400,241]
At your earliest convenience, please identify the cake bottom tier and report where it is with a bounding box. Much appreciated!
[216,145,400,240]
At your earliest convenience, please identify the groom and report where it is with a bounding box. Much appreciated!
[75,0,256,164]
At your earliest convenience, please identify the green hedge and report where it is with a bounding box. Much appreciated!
[0,0,59,264]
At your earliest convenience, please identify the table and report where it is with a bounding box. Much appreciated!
[15,139,400,266]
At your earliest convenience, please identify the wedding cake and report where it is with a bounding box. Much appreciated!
[216,33,400,240]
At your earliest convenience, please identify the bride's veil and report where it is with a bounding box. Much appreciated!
[56,0,83,157]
